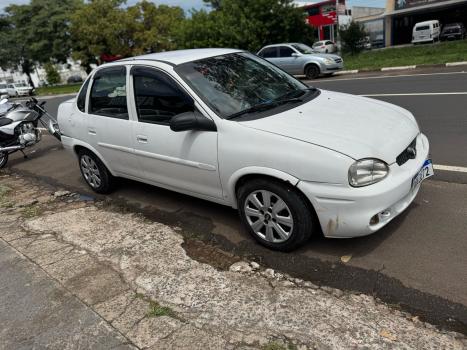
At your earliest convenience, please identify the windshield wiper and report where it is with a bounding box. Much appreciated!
[227,97,303,120]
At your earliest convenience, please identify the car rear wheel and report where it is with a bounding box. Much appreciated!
[0,152,8,169]
[305,64,320,80]
[238,178,315,251]
[78,149,114,194]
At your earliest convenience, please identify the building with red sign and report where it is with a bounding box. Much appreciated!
[302,0,347,42]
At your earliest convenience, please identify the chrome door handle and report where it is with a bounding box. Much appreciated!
[136,135,148,143]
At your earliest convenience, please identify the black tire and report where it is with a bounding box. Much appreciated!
[77,149,114,194]
[305,64,320,80]
[237,178,316,251]
[0,152,8,169]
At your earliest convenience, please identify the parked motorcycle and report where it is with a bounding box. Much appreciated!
[0,97,60,168]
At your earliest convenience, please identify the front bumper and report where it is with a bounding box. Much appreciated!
[321,62,344,74]
[298,133,430,238]
[16,90,30,96]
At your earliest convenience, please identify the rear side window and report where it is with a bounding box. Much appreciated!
[89,66,128,119]
[131,66,193,125]
[416,25,430,31]
[279,46,295,57]
[77,78,90,112]
[259,47,277,58]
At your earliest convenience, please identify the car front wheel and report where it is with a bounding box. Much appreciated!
[305,64,320,80]
[78,150,114,194]
[238,178,315,251]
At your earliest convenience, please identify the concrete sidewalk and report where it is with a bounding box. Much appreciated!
[1,173,466,349]
[0,240,134,350]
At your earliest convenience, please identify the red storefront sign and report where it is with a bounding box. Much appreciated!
[303,0,345,40]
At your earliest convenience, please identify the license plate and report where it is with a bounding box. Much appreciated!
[411,159,434,190]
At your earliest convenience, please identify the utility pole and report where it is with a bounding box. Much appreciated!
[335,0,340,53]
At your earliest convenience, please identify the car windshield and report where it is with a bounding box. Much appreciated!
[175,52,310,119]
[292,43,314,54]
[0,84,6,89]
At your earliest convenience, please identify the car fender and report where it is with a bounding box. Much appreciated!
[301,58,323,73]
[227,166,300,209]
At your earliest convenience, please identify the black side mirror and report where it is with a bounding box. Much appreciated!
[170,111,217,132]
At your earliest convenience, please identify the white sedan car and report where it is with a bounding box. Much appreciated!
[57,49,433,251]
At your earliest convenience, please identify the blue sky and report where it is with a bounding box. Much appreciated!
[0,0,387,12]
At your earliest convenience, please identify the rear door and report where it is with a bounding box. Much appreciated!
[129,65,222,199]
[258,47,279,66]
[85,66,140,177]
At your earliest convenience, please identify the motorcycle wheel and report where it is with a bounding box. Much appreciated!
[0,152,8,169]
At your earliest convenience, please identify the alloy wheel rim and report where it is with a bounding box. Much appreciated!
[0,152,6,166]
[244,190,294,243]
[80,155,101,188]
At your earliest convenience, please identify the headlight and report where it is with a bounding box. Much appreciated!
[323,58,334,65]
[348,159,389,187]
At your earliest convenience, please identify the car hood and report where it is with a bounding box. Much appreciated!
[241,89,419,163]
[307,53,341,60]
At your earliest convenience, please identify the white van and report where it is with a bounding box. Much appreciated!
[412,20,441,44]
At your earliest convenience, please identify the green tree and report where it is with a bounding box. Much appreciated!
[0,0,80,87]
[127,1,185,54]
[177,0,314,52]
[339,21,368,55]
[202,0,222,9]
[70,0,135,68]
[44,62,61,85]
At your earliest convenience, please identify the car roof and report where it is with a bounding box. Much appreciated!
[259,43,304,50]
[117,48,242,66]
[415,20,438,26]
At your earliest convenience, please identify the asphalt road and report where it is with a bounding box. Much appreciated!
[5,68,467,333]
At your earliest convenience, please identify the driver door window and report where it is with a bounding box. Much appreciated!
[131,66,193,125]
[279,46,295,58]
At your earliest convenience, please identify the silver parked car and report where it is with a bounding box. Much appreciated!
[257,43,343,79]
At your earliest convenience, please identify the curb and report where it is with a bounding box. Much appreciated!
[381,65,416,71]
[446,61,467,67]
[14,93,77,101]
[334,61,467,76]
[334,70,359,75]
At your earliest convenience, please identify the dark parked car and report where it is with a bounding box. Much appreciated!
[67,75,84,84]
[440,23,466,41]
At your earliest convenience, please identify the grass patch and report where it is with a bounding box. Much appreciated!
[343,39,467,70]
[22,205,42,218]
[147,300,176,318]
[262,342,297,350]
[35,83,81,96]
[0,185,11,200]
[134,293,177,319]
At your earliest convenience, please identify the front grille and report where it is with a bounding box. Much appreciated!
[334,58,343,63]
[396,138,417,166]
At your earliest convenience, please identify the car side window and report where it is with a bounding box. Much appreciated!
[279,46,295,58]
[131,66,194,125]
[89,66,128,119]
[77,77,90,113]
[259,47,277,58]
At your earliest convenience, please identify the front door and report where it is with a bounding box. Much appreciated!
[85,66,140,177]
[129,66,222,199]
[277,46,301,75]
